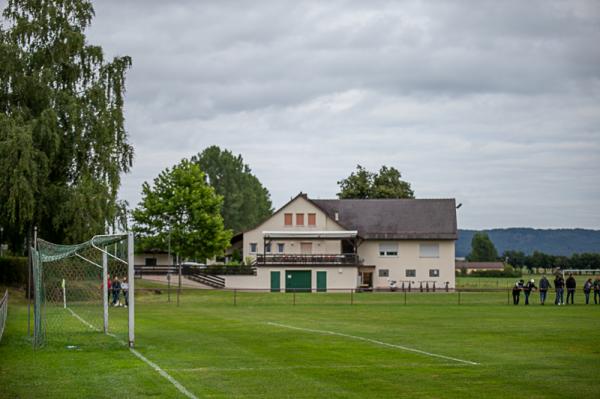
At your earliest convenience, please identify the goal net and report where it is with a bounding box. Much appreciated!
[31,233,134,348]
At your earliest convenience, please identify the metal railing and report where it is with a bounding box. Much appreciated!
[255,253,361,265]
[0,290,8,343]
[135,264,256,278]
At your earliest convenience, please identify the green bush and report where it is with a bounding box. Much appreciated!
[0,256,28,286]
[467,268,522,278]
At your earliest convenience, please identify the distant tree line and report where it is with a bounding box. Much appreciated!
[502,250,600,273]
[468,233,600,273]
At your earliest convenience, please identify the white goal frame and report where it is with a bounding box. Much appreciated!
[561,269,600,280]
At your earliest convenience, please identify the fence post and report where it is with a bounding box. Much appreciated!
[404,289,407,305]
[350,289,353,305]
[420,282,423,292]
[433,282,436,292]
[167,273,171,303]
[426,282,429,292]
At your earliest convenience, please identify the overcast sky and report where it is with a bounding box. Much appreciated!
[15,0,600,229]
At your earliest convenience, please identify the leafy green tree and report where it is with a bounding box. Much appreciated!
[467,232,499,262]
[0,0,132,250]
[132,159,232,261]
[337,165,375,199]
[337,165,414,199]
[502,250,526,269]
[191,146,272,233]
[371,166,415,199]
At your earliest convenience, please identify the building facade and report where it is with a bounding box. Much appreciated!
[227,193,457,291]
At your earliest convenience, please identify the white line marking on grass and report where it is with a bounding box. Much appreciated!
[267,322,479,366]
[66,307,198,399]
[172,363,464,373]
[128,347,199,399]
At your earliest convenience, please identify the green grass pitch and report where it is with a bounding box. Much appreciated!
[1,284,599,398]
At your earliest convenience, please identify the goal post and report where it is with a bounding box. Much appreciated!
[560,269,600,280]
[31,233,135,348]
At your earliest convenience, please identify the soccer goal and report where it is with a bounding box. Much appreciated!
[31,233,134,348]
[0,289,8,343]
[561,269,600,279]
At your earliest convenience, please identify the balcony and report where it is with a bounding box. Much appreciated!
[255,253,361,266]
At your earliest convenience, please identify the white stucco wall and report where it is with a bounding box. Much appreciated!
[134,253,173,265]
[358,240,455,289]
[243,196,345,260]
[222,266,358,291]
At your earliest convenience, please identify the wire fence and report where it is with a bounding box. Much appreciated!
[0,290,8,343]
[130,285,595,307]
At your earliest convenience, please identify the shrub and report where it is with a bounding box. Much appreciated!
[467,267,522,278]
[0,256,28,286]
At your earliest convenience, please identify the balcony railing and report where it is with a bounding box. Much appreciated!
[256,253,361,265]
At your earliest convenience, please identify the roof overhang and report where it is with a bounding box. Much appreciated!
[262,230,358,239]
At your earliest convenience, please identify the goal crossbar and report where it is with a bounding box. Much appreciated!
[32,233,135,348]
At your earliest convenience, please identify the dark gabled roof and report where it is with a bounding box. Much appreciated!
[310,198,457,240]
[455,261,504,270]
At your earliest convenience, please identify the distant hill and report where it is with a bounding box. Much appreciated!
[456,228,600,257]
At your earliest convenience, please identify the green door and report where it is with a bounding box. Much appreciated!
[285,270,311,292]
[270,271,280,292]
[317,271,327,292]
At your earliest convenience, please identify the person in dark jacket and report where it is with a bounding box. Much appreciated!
[523,279,537,305]
[112,276,121,306]
[539,275,551,305]
[554,275,564,305]
[583,278,592,305]
[512,280,524,305]
[594,277,600,305]
[565,273,576,305]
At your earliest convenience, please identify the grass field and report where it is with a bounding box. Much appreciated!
[1,284,599,398]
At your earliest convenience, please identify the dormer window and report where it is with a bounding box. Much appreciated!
[296,213,304,225]
[308,213,316,226]
[284,213,293,226]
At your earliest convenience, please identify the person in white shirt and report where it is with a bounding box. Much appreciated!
[121,277,129,308]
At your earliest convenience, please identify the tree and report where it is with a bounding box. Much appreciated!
[132,159,232,261]
[502,250,526,269]
[337,165,414,199]
[191,146,272,233]
[0,0,132,250]
[467,232,499,262]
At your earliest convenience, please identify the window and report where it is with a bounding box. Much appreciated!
[378,269,389,277]
[250,243,257,253]
[277,243,285,253]
[429,269,440,277]
[420,243,439,258]
[379,242,398,256]
[145,258,157,266]
[296,213,304,225]
[308,213,316,226]
[265,243,271,253]
[284,213,293,226]
[406,269,416,277]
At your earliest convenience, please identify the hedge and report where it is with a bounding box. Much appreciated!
[459,269,522,278]
[0,256,28,286]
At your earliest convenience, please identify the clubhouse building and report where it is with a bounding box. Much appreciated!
[225,193,458,291]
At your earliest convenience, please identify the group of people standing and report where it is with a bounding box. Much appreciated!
[104,275,129,307]
[512,274,600,306]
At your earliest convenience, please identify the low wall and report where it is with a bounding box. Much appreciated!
[221,266,358,291]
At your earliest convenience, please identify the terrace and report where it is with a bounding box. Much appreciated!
[255,253,361,266]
